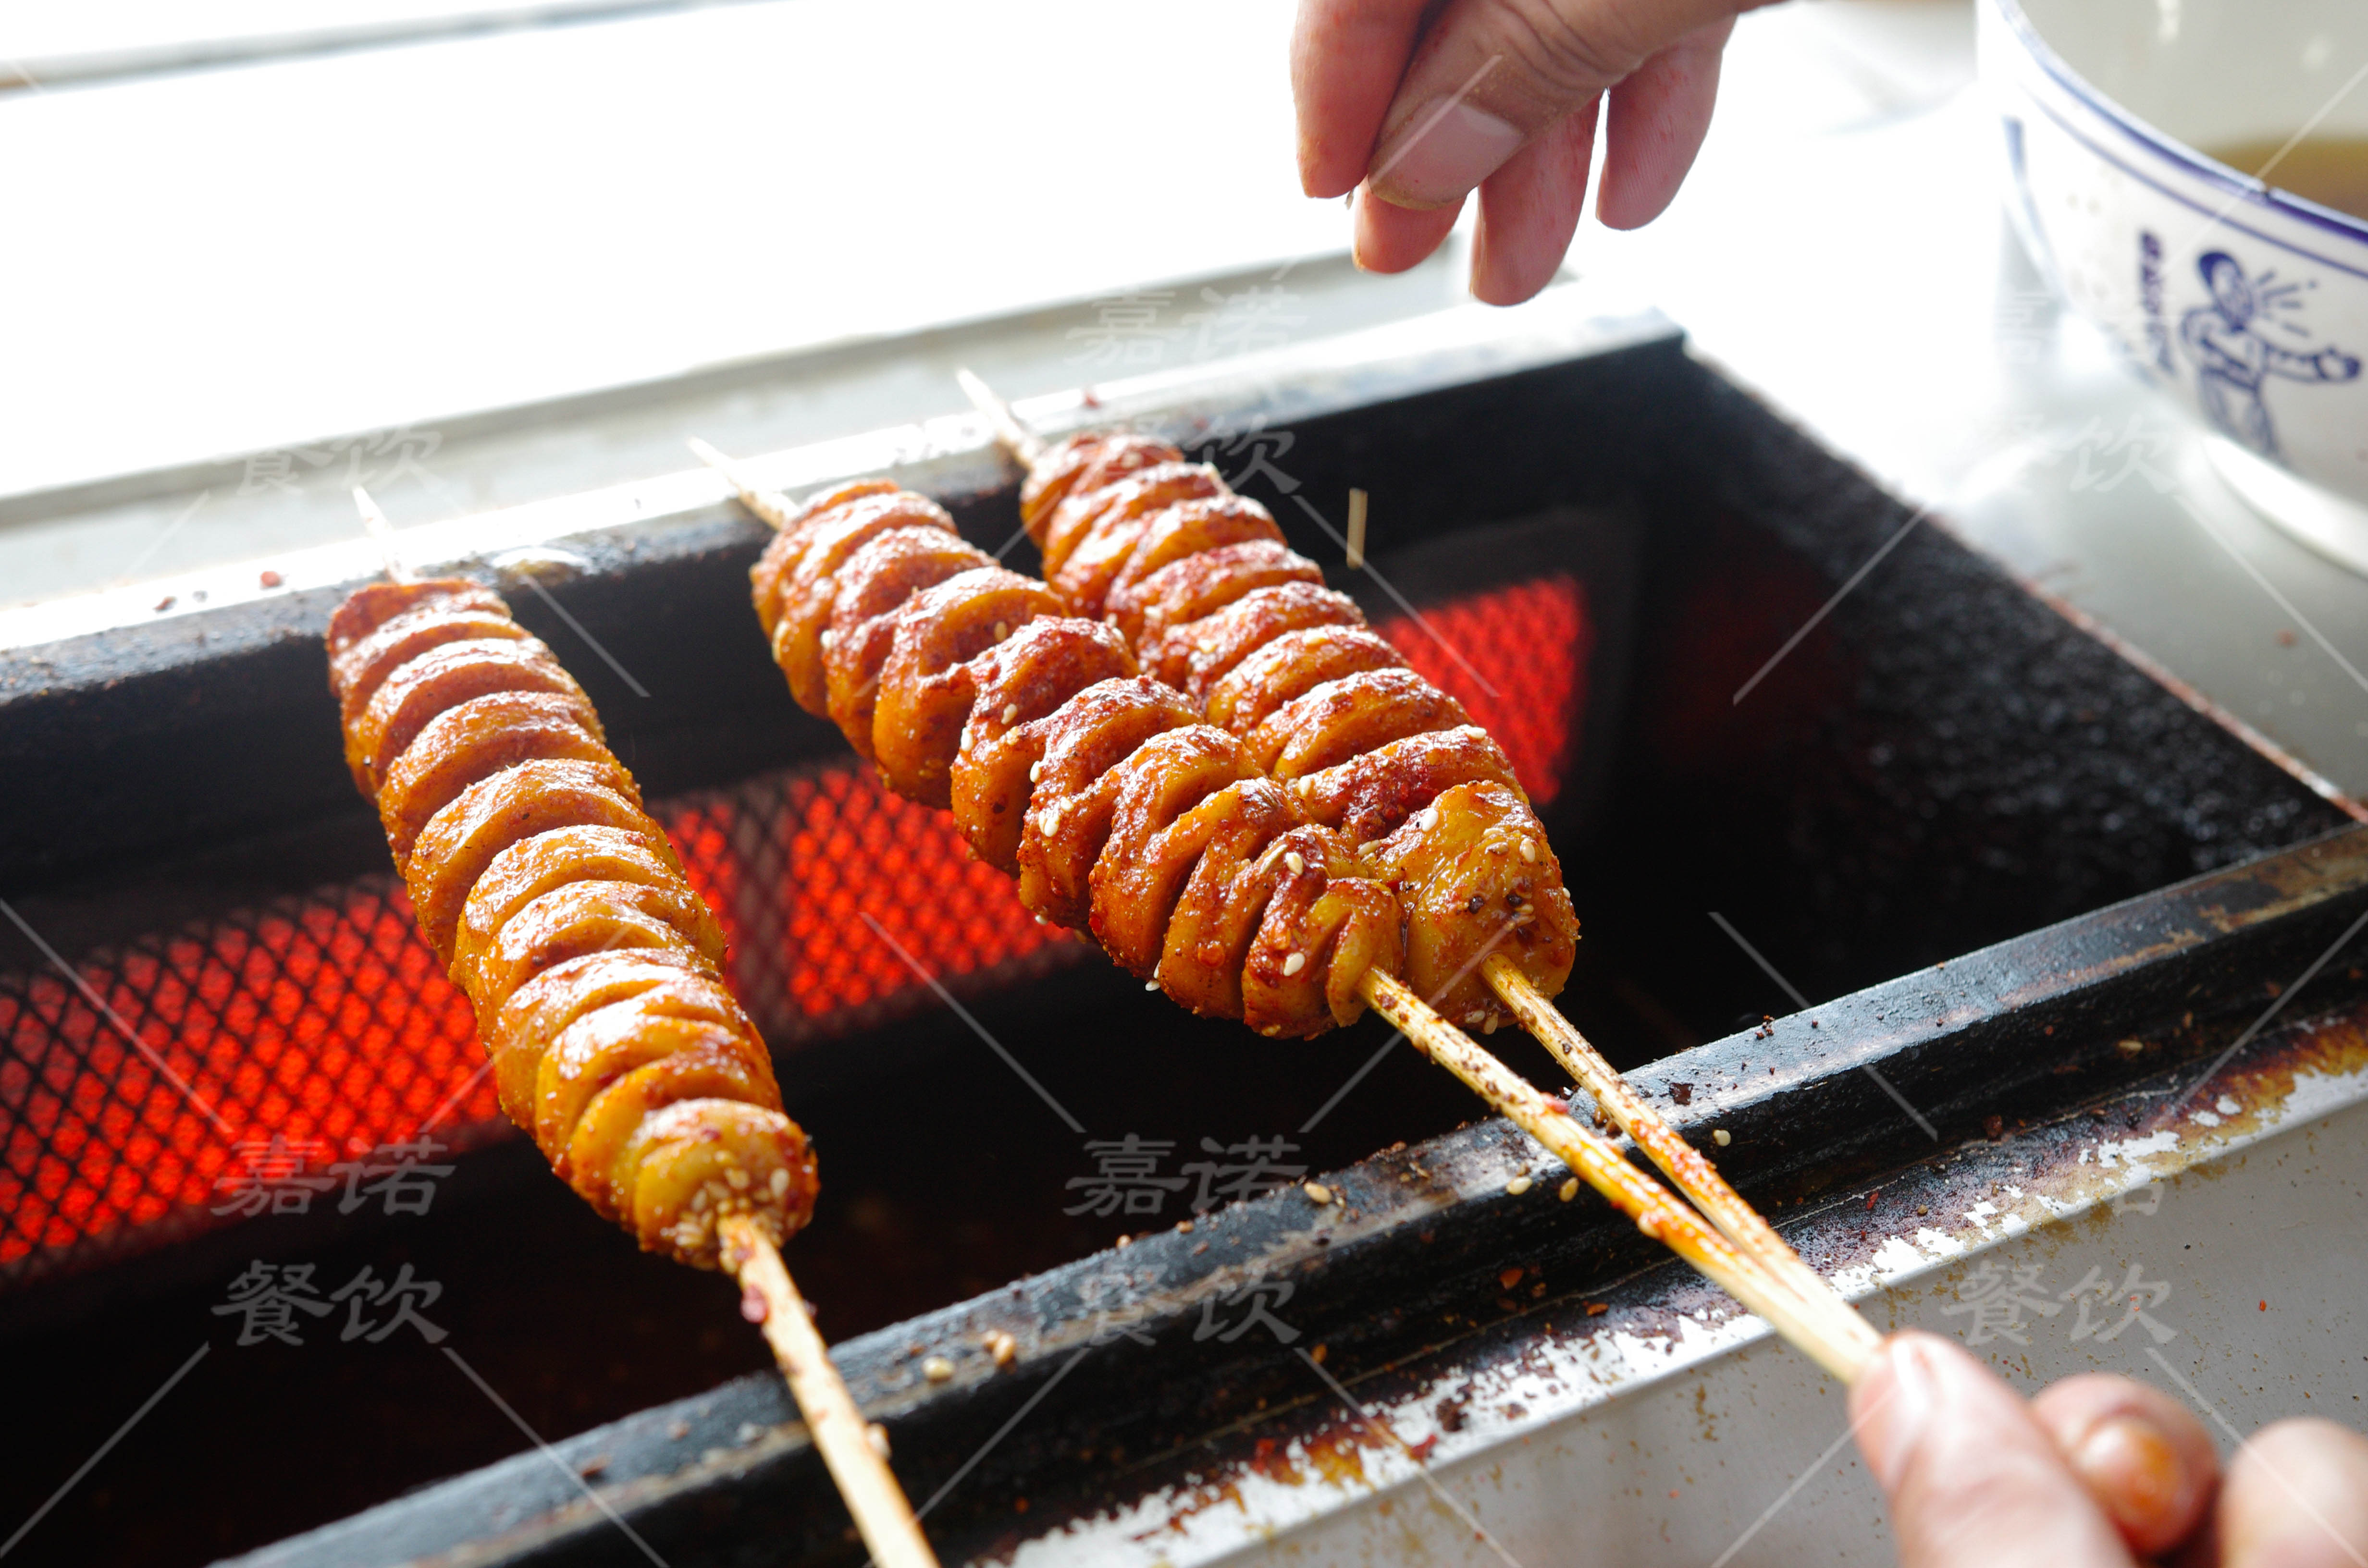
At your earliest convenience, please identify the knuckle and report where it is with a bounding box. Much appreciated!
[1477,0,1649,98]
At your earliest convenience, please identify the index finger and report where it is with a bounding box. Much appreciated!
[1292,0,1433,198]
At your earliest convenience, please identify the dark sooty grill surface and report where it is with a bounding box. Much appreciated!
[0,334,2350,1568]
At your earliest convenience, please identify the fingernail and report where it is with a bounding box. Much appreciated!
[2075,1416,2191,1528]
[1860,1337,1940,1494]
[1372,98,1523,207]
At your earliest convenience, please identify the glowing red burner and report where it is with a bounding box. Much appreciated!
[0,884,490,1274]
[1378,575,1590,802]
[0,574,1593,1290]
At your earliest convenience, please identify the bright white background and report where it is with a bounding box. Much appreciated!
[0,0,1337,502]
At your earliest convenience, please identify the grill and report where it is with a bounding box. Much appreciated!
[2,297,2362,1568]
[0,581,1584,1296]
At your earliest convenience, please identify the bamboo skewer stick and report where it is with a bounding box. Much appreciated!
[956,367,1046,467]
[689,436,812,533]
[1357,972,1871,1382]
[686,437,803,531]
[689,431,1876,1384]
[1484,956,1879,1361]
[350,487,937,1566]
[353,486,416,584]
[719,1215,937,1568]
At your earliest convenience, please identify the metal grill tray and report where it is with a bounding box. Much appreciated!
[228,824,2368,1568]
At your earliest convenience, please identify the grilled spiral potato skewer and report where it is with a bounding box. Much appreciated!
[700,442,1875,1383]
[329,498,934,1568]
[979,393,1880,1370]
[329,575,814,1264]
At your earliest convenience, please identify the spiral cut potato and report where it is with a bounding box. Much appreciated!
[749,482,1402,1037]
[1016,433,1579,1026]
[327,580,816,1266]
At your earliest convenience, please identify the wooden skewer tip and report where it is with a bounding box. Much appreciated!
[351,486,415,584]
[953,367,1045,467]
[686,436,795,533]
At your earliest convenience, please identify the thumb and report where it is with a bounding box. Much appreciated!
[1364,0,1757,209]
[1851,1332,2136,1568]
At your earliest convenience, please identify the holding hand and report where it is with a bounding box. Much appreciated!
[1855,1332,2368,1567]
[1290,0,1774,304]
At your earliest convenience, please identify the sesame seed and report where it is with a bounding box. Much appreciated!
[1713,1129,1732,1147]
[993,621,1009,640]
[1304,1181,1333,1205]
[1483,1015,1499,1035]
[867,1424,891,1459]
[1283,952,1306,977]
[985,1331,1017,1368]
[1520,840,1539,864]
[1029,761,1043,783]
[1001,704,1019,724]
[1558,1177,1579,1202]
[819,628,836,649]
[1505,1176,1533,1196]
[1284,851,1305,875]
[1261,1025,1281,1036]
[727,1169,750,1190]
[1145,980,1159,991]
[922,1356,954,1383]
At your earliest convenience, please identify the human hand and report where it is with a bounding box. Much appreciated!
[1290,0,1775,305]
[1853,1330,2368,1566]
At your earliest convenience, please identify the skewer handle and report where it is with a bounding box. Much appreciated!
[1358,971,1877,1385]
[1483,956,1882,1362]
[352,486,417,584]
[955,367,1047,467]
[719,1214,938,1568]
